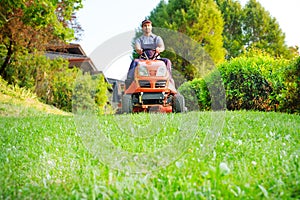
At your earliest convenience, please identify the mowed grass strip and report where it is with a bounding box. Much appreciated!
[0,111,299,199]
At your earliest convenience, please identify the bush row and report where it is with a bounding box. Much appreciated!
[179,53,300,114]
[2,52,111,113]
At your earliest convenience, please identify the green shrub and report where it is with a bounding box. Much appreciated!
[6,51,39,89]
[239,50,290,111]
[94,74,112,114]
[1,50,112,113]
[179,78,214,111]
[179,51,296,112]
[52,67,79,111]
[72,72,97,113]
[72,73,111,114]
[178,80,201,111]
[217,57,273,111]
[234,51,300,113]
[179,57,274,111]
[0,76,37,100]
[34,56,79,111]
[278,57,300,113]
[4,52,76,111]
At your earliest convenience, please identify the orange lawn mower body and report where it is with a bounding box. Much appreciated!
[121,57,185,113]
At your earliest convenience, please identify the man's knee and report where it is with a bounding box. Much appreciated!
[161,58,172,72]
[128,59,140,78]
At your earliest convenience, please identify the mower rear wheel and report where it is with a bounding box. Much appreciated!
[121,94,133,114]
[173,94,185,113]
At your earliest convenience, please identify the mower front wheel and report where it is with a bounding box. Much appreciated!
[173,94,186,113]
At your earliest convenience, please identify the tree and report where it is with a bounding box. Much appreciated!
[148,0,225,80]
[243,0,291,58]
[0,0,83,82]
[214,0,245,59]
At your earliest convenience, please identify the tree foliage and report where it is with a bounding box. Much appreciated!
[215,0,293,59]
[214,0,245,59]
[148,0,225,80]
[147,0,294,64]
[242,0,291,59]
[0,0,83,81]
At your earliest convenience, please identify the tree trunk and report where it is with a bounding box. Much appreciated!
[0,40,13,80]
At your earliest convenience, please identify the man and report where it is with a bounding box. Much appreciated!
[135,19,165,56]
[127,19,172,80]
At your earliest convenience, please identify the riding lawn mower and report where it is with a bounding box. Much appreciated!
[120,50,186,113]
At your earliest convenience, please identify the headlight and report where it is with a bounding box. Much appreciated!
[138,65,149,76]
[156,65,167,76]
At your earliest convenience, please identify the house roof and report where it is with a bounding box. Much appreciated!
[45,43,99,74]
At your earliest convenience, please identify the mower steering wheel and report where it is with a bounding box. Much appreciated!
[139,49,160,60]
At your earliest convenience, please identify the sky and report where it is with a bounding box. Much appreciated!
[76,0,300,79]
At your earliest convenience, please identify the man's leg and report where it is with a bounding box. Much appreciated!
[127,59,139,79]
[160,58,172,73]
[126,59,139,88]
[160,58,175,86]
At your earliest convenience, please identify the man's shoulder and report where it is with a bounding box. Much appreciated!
[150,33,158,38]
[139,34,159,39]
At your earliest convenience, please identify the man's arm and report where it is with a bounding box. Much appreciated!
[156,36,165,53]
[135,38,143,55]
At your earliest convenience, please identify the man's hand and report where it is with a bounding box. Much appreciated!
[136,49,143,55]
[155,47,161,54]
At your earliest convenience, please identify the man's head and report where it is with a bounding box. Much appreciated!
[141,19,152,27]
[141,19,152,35]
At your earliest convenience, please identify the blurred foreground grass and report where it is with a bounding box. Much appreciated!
[0,109,299,199]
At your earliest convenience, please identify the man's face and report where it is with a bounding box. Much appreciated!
[142,23,152,34]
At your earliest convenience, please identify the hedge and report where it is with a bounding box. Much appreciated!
[179,53,299,114]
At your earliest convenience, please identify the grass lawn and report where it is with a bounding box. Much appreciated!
[0,109,299,199]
